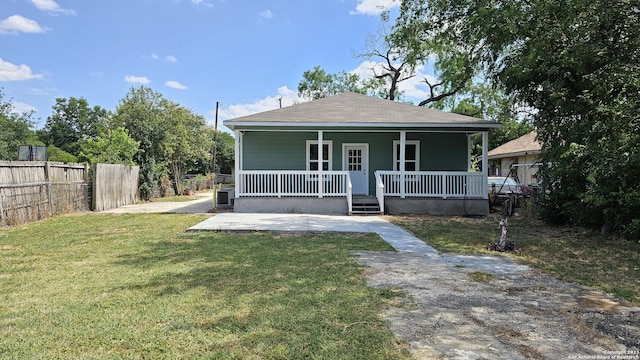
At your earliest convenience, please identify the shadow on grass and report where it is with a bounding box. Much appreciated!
[112,231,409,359]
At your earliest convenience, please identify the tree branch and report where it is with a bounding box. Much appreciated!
[418,81,465,107]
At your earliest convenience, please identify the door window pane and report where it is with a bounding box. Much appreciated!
[349,149,362,171]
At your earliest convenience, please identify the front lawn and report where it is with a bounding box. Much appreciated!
[0,214,410,359]
[390,215,640,304]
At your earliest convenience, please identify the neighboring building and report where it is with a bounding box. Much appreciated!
[488,131,541,186]
[224,92,500,216]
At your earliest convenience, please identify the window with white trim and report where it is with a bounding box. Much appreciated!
[306,140,332,171]
[393,140,420,171]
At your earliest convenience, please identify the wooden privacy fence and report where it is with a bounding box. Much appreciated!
[0,161,89,226]
[92,163,140,212]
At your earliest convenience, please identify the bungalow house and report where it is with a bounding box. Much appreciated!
[488,131,541,186]
[224,92,500,216]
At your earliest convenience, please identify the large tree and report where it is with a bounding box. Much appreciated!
[0,89,40,160]
[187,128,234,176]
[356,22,419,101]
[161,102,212,195]
[395,0,640,237]
[113,86,170,199]
[78,127,140,166]
[113,86,213,199]
[297,66,385,101]
[42,97,109,156]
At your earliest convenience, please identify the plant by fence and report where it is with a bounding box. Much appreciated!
[92,163,140,212]
[0,161,89,226]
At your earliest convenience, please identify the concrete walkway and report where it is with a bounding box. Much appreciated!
[188,212,530,273]
[188,212,438,255]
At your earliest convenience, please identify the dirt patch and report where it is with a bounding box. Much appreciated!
[355,251,640,359]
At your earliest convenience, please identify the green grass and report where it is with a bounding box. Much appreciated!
[390,215,640,304]
[0,214,410,359]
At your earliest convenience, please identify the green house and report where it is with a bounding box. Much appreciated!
[224,92,500,215]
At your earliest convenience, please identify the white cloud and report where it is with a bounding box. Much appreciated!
[191,0,214,7]
[0,15,48,34]
[350,0,400,15]
[220,86,303,121]
[0,58,43,81]
[10,101,37,114]
[165,80,188,90]
[144,53,178,63]
[350,60,385,79]
[30,0,76,15]
[125,75,151,84]
[143,53,160,60]
[259,9,274,19]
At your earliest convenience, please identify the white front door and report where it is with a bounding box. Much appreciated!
[343,144,369,195]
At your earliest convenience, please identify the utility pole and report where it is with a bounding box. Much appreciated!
[211,101,220,209]
[211,101,219,174]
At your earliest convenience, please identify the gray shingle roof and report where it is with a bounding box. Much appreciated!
[224,92,500,129]
[488,131,541,159]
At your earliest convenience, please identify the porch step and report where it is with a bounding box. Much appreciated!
[350,196,382,216]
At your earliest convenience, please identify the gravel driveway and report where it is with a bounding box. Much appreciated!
[355,250,640,359]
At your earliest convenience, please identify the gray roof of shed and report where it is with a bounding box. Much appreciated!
[488,131,541,159]
[224,92,500,129]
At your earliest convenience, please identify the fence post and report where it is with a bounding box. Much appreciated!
[45,162,52,216]
[91,163,97,211]
[0,187,4,225]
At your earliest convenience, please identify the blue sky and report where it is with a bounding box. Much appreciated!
[1,0,435,132]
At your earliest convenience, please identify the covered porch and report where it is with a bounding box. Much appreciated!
[232,129,491,215]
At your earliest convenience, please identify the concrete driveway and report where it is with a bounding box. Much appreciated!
[102,192,215,214]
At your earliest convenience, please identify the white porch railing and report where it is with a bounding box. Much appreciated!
[237,170,353,212]
[375,171,486,199]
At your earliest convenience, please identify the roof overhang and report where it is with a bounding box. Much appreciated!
[226,121,501,131]
[488,150,541,160]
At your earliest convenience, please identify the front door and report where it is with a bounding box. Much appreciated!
[343,144,369,195]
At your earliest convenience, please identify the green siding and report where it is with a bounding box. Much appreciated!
[324,133,395,172]
[243,132,314,170]
[420,133,469,171]
[242,131,470,194]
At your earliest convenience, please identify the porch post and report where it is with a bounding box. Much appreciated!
[234,130,242,197]
[317,130,323,198]
[467,133,472,171]
[482,131,489,199]
[400,130,406,199]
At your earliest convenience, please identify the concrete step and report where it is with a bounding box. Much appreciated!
[351,211,383,215]
[351,199,382,215]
